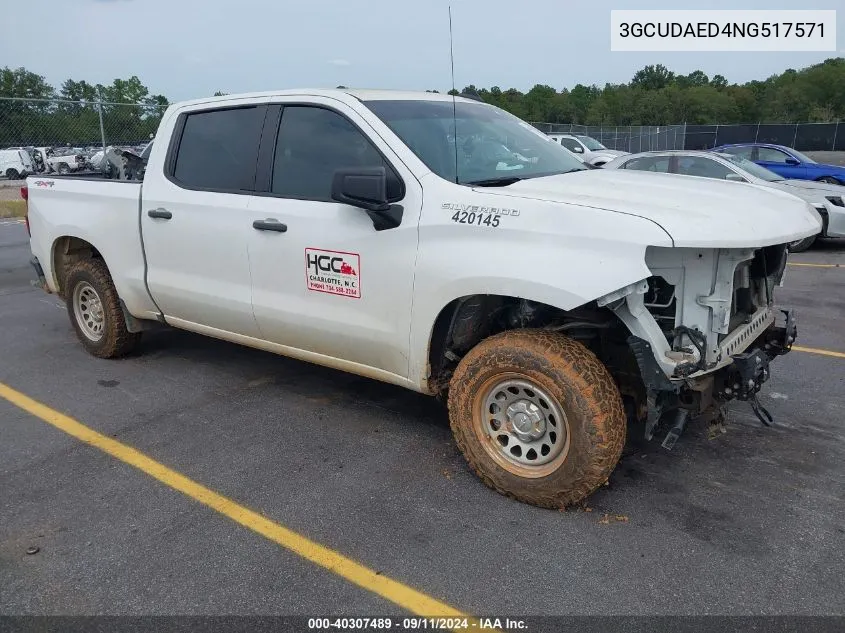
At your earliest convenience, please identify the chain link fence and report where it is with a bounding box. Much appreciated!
[530,123,688,153]
[3,96,844,181]
[682,122,845,151]
[0,96,165,180]
[531,121,845,153]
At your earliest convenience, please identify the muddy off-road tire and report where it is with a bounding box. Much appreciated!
[65,259,140,358]
[448,329,626,509]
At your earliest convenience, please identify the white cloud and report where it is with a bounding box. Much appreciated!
[328,59,351,67]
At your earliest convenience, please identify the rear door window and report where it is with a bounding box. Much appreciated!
[172,106,266,191]
[675,157,734,179]
[621,156,671,173]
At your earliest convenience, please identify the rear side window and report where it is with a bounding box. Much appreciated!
[271,106,401,201]
[676,157,734,179]
[172,106,265,191]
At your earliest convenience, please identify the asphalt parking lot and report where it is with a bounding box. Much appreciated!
[1,217,844,619]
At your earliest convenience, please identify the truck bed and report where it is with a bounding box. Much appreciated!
[26,176,159,319]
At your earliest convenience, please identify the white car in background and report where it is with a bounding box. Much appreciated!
[0,148,35,180]
[548,133,628,167]
[602,150,845,252]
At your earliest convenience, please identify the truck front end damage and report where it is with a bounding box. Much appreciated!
[600,244,797,444]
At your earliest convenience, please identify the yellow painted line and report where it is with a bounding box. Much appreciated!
[787,262,841,268]
[0,382,470,621]
[793,345,845,359]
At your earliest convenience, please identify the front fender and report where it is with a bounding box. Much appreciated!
[407,214,671,390]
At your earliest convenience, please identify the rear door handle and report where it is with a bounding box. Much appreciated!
[253,219,287,233]
[148,208,172,220]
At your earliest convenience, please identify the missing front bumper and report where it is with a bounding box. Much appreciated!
[717,309,797,402]
[629,309,798,441]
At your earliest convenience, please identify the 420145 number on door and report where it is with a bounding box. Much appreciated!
[451,211,500,227]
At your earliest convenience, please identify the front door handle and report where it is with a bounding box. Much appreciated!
[148,208,172,220]
[253,219,287,233]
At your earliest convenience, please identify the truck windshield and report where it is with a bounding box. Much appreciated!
[364,99,586,185]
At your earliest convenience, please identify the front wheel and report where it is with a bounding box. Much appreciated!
[5,168,20,180]
[448,330,626,509]
[788,235,817,253]
[816,176,841,185]
[57,163,70,174]
[65,259,140,358]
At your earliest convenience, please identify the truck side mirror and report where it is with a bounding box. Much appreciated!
[785,157,799,166]
[331,168,390,212]
[725,173,747,182]
[331,167,403,231]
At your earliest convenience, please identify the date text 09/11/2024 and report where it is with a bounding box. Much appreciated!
[307,617,528,630]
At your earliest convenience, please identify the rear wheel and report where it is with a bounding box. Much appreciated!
[65,259,140,358]
[788,235,817,253]
[57,163,70,174]
[448,329,626,509]
[5,168,20,180]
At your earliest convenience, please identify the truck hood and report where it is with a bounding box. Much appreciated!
[479,169,822,248]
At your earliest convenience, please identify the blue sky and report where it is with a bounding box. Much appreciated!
[2,0,843,101]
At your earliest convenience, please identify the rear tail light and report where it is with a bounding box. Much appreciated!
[20,185,30,236]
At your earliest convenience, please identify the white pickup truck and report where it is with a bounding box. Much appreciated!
[24,90,821,508]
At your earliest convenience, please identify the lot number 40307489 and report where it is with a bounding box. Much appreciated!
[451,210,500,227]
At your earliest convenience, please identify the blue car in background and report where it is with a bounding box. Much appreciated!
[712,143,845,185]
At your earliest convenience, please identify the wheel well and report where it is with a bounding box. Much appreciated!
[426,295,645,406]
[52,236,103,297]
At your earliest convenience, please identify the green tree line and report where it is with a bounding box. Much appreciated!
[2,58,843,146]
[0,67,169,146]
[452,57,844,126]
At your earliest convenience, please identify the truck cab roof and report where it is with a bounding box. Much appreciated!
[173,89,477,110]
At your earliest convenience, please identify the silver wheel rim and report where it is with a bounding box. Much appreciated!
[72,282,105,342]
[476,376,570,477]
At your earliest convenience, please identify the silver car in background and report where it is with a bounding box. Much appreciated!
[602,150,845,252]
[548,133,629,167]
